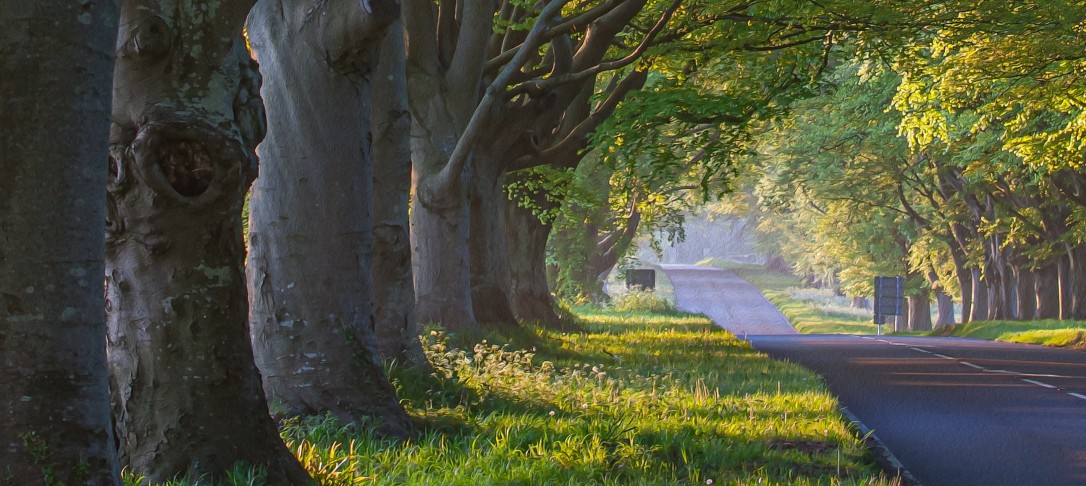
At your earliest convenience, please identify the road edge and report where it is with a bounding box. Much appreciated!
[840,407,921,486]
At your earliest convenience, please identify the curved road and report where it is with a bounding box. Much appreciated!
[664,266,1086,486]
[661,264,795,335]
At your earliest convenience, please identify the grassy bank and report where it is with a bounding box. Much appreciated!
[134,307,895,484]
[314,308,890,484]
[930,319,1086,349]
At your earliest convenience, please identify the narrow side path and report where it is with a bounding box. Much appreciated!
[661,264,797,335]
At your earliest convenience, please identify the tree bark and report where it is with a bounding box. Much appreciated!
[1012,263,1036,320]
[469,153,518,325]
[1058,254,1072,319]
[0,2,121,483]
[105,2,310,482]
[926,269,955,326]
[372,20,426,366]
[907,291,933,331]
[504,174,563,326]
[947,224,973,322]
[1034,260,1062,319]
[969,268,989,322]
[246,0,411,435]
[1065,244,1086,320]
[404,2,485,331]
[403,0,654,329]
[412,170,477,330]
[982,236,1011,321]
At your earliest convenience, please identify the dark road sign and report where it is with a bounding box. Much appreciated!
[625,269,656,290]
[873,276,903,324]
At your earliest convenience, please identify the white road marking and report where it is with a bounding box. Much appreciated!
[860,338,1084,400]
[1021,379,1056,389]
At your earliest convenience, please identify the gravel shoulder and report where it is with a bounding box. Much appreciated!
[660,264,797,336]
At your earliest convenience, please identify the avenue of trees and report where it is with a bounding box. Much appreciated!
[749,1,1086,330]
[1,0,1083,483]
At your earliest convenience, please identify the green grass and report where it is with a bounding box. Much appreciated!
[277,308,891,485]
[125,306,895,485]
[930,319,1086,349]
[697,260,880,335]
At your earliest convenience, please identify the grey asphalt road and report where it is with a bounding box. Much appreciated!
[661,265,1086,485]
[661,264,796,335]
[750,334,1086,486]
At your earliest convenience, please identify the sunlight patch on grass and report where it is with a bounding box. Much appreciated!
[931,319,1086,349]
[126,305,895,484]
[274,308,893,485]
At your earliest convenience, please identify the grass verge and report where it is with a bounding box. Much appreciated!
[285,308,890,485]
[930,319,1086,349]
[125,306,894,485]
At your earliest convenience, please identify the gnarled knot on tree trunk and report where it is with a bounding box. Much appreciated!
[109,119,256,208]
[299,0,401,82]
[121,15,172,61]
[415,176,464,212]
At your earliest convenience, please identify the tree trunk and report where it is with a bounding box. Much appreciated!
[935,290,955,326]
[926,269,955,326]
[969,268,989,322]
[504,181,562,326]
[372,20,425,366]
[894,303,910,332]
[1058,254,1072,319]
[947,226,972,322]
[412,170,477,330]
[245,0,411,435]
[1065,244,1086,320]
[105,2,310,482]
[1034,261,1062,319]
[907,292,933,331]
[0,2,121,482]
[406,66,477,330]
[469,155,517,325]
[985,239,1010,321]
[906,268,932,331]
[1012,263,1036,320]
[403,3,486,332]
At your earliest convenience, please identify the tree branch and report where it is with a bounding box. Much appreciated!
[506,0,681,98]
[427,0,570,195]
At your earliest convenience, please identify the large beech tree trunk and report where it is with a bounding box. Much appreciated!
[969,268,989,322]
[0,2,121,482]
[1034,261,1062,319]
[1066,244,1086,320]
[907,293,933,331]
[412,169,477,329]
[403,3,484,332]
[1058,256,1072,319]
[504,177,563,326]
[105,2,309,482]
[403,0,657,330]
[1012,264,1036,320]
[926,269,955,326]
[246,0,411,435]
[469,155,518,325]
[372,20,426,365]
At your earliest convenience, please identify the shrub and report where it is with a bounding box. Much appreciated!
[610,287,676,314]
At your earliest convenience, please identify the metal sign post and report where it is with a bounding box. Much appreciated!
[873,276,904,334]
